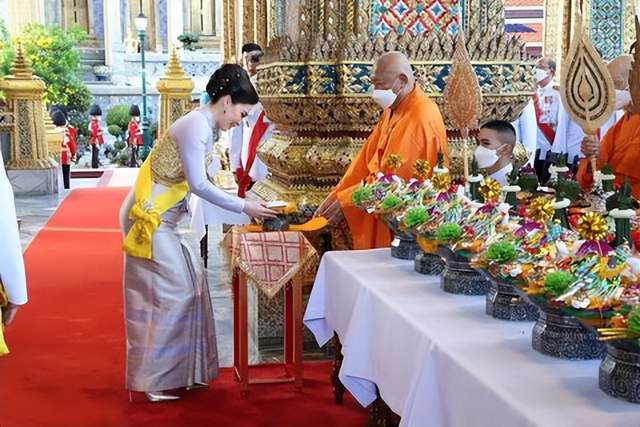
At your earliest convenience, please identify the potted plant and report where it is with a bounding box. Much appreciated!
[178,33,202,52]
[93,65,110,82]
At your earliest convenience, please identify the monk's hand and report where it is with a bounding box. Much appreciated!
[315,196,343,225]
[315,195,336,218]
[581,135,599,157]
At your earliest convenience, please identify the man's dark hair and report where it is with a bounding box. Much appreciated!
[480,120,517,145]
[242,43,262,53]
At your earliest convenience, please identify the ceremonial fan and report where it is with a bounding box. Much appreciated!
[559,6,615,176]
[443,17,483,183]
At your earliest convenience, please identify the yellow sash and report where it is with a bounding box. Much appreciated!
[123,158,189,259]
[0,281,9,356]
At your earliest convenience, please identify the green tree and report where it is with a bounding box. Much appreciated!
[106,104,129,139]
[0,22,91,113]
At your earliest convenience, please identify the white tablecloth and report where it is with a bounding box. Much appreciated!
[304,249,639,427]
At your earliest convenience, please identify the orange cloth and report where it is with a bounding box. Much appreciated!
[331,85,448,249]
[577,112,640,198]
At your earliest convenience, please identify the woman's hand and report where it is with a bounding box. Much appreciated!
[581,135,600,157]
[243,201,277,219]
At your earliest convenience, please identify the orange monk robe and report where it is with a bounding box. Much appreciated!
[577,112,640,198]
[330,85,449,250]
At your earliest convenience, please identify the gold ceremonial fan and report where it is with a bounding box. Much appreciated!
[443,21,483,180]
[560,6,615,172]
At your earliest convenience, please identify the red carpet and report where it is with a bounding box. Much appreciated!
[0,187,367,427]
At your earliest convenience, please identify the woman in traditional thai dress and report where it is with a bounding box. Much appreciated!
[120,64,275,402]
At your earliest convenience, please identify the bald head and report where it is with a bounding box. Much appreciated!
[375,52,415,82]
[608,55,633,90]
[371,51,415,109]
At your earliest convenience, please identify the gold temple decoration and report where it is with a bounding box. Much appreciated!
[560,7,616,175]
[156,47,194,137]
[0,43,54,170]
[443,23,483,181]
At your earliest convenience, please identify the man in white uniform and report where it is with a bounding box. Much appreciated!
[229,43,273,198]
[528,56,563,180]
[0,150,27,330]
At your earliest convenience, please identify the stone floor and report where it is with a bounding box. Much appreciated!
[13,182,279,367]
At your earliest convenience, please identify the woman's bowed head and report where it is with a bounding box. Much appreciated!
[203,64,259,131]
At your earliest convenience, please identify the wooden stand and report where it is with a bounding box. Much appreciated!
[232,271,304,394]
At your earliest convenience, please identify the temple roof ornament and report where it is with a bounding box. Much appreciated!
[8,43,34,80]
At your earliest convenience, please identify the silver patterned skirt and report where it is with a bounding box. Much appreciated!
[120,191,218,392]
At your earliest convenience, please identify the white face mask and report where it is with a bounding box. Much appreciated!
[372,80,400,109]
[474,145,500,169]
[534,68,549,84]
[372,88,397,110]
[615,89,632,110]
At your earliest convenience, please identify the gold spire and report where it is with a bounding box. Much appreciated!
[164,47,188,79]
[9,42,33,79]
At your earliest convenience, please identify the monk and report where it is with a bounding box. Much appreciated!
[315,51,448,249]
[576,55,640,197]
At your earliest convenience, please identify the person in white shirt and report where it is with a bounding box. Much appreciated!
[0,149,27,329]
[474,120,516,186]
[511,98,537,165]
[229,43,273,198]
[530,56,567,181]
[549,105,585,168]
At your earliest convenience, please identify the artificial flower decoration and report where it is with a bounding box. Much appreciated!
[526,196,555,224]
[485,241,517,263]
[478,177,501,203]
[384,153,403,173]
[576,211,609,242]
[413,159,431,181]
[543,271,577,297]
[403,206,430,229]
[436,223,463,243]
[432,173,452,193]
[351,185,375,207]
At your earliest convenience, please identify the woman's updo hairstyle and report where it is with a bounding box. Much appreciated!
[205,64,259,105]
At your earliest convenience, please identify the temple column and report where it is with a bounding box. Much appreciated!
[103,0,125,75]
[167,0,185,50]
[7,0,45,36]
[0,44,59,195]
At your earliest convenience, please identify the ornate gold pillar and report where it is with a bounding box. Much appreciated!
[222,0,237,61]
[0,44,58,194]
[156,49,194,137]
